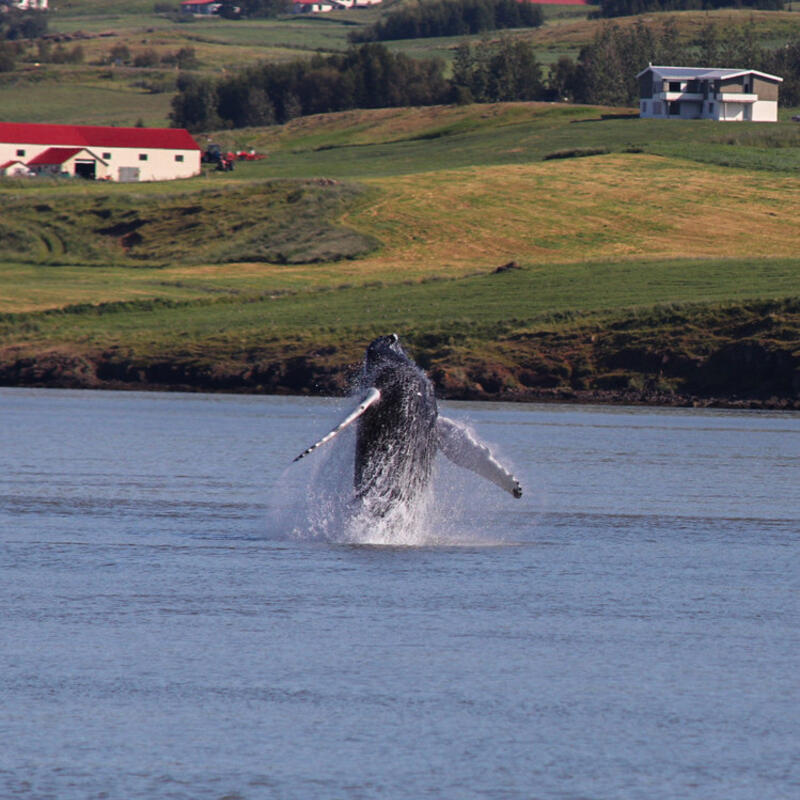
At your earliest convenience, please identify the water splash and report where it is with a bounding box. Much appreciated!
[269,413,521,547]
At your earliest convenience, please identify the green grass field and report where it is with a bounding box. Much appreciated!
[1,3,800,401]
[4,255,797,347]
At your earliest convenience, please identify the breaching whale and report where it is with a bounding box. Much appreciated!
[293,334,521,517]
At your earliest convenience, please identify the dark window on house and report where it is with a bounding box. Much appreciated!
[139,153,148,161]
[669,101,680,116]
[16,149,25,157]
[708,102,714,114]
[175,154,184,162]
[669,81,681,92]
[103,152,111,160]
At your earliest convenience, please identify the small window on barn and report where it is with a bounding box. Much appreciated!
[103,152,111,160]
[175,154,184,162]
[139,153,148,161]
[16,149,25,157]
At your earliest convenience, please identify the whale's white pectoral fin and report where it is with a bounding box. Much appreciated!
[293,388,381,463]
[436,415,522,498]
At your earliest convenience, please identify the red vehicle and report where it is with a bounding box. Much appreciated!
[235,150,267,161]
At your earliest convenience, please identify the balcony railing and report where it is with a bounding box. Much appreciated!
[653,91,759,104]
[655,91,704,102]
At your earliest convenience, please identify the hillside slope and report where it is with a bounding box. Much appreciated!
[1,103,798,406]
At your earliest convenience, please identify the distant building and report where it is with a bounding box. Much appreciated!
[291,0,337,11]
[0,158,31,177]
[26,147,109,179]
[638,66,782,122]
[291,0,381,12]
[7,1,49,9]
[0,122,202,182]
[180,0,222,14]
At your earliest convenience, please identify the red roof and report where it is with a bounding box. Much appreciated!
[26,147,86,166]
[0,122,201,151]
[0,159,26,169]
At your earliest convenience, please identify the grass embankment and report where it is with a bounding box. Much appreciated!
[1,271,797,406]
[1,104,799,405]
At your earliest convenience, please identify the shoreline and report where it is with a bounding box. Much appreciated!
[2,298,798,411]
[1,351,796,411]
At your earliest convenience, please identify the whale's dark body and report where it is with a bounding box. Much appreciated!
[354,335,439,515]
[294,334,521,515]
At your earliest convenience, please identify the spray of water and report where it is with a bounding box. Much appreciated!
[268,413,521,547]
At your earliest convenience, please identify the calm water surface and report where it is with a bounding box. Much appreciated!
[1,388,798,800]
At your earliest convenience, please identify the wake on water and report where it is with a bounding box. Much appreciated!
[269,414,519,547]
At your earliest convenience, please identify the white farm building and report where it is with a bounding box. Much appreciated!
[638,66,782,122]
[0,122,202,181]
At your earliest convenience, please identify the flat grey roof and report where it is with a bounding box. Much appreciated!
[636,65,782,83]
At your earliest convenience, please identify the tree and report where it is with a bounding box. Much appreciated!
[486,36,543,102]
[597,0,784,17]
[719,18,762,70]
[351,0,543,44]
[108,44,131,65]
[449,37,543,104]
[0,41,16,72]
[175,46,199,70]
[696,22,720,67]
[548,56,582,102]
[762,37,800,107]
[170,74,221,131]
[133,48,160,68]
[568,20,688,106]
[1,9,47,41]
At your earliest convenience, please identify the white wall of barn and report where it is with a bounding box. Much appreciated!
[0,142,201,181]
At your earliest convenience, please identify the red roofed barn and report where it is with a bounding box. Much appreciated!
[0,122,202,182]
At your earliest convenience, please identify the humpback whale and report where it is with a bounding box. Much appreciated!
[293,334,522,517]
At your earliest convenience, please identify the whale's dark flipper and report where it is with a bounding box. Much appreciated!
[436,415,522,498]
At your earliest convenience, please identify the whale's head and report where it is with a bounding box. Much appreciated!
[363,333,411,380]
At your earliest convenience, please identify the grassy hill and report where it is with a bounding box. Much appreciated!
[1,101,799,406]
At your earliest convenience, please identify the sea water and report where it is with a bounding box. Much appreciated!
[1,388,798,800]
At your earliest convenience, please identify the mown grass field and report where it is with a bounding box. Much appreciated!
[4,256,797,348]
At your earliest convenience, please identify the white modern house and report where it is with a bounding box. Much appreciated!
[179,0,222,14]
[8,1,49,9]
[637,65,782,122]
[0,122,202,181]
